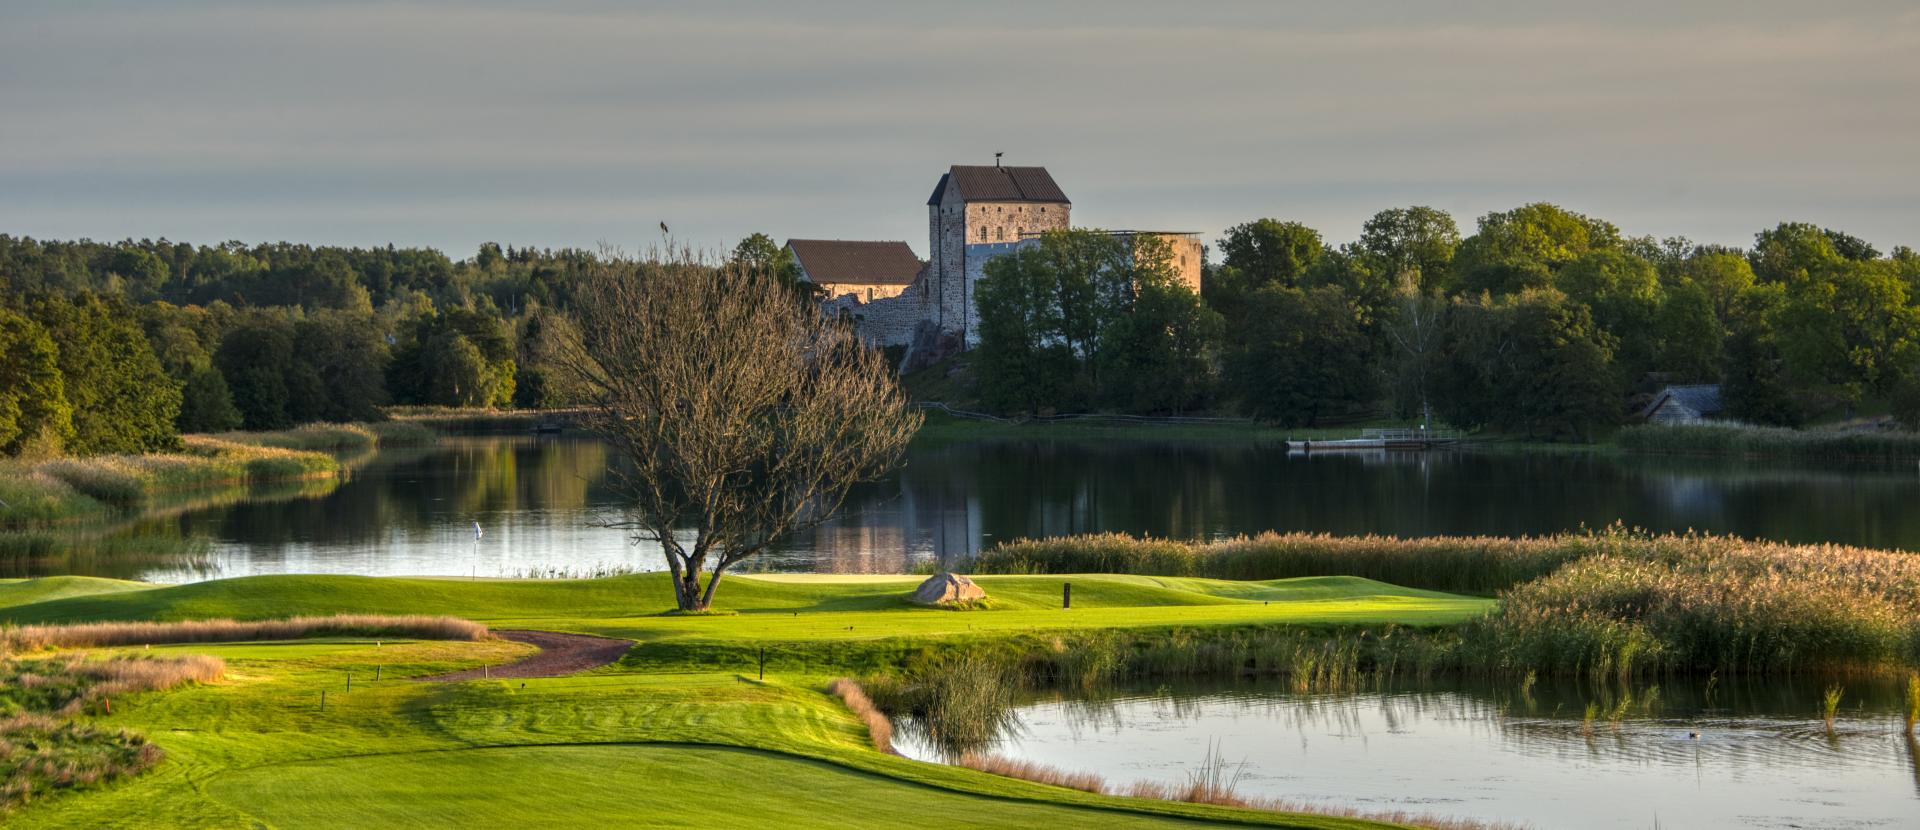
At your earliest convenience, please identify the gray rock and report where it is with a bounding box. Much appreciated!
[911,572,986,606]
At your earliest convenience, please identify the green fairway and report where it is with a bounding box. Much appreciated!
[1,571,1489,632]
[0,573,1484,829]
[0,574,151,607]
[206,744,1248,829]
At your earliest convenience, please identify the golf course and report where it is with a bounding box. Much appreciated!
[0,571,1493,829]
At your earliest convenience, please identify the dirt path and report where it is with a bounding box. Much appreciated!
[423,630,632,681]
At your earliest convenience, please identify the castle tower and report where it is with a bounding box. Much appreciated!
[925,164,1070,341]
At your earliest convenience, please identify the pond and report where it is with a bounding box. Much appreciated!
[891,677,1920,830]
[22,433,1920,581]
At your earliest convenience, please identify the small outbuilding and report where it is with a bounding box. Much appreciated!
[1638,384,1724,424]
[785,239,924,304]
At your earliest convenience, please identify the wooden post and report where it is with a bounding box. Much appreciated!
[375,665,382,682]
[484,664,490,680]
[320,690,327,712]
[1062,582,1072,609]
[104,697,111,715]
[758,647,765,680]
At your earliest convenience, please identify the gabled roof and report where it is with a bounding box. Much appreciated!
[784,239,923,286]
[926,165,1070,205]
[1639,384,1724,419]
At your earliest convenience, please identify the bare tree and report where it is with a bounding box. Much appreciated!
[546,250,921,611]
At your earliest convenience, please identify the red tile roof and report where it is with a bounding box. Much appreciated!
[785,239,923,286]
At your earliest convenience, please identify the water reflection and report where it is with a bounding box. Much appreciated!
[16,434,1920,582]
[893,677,1920,830]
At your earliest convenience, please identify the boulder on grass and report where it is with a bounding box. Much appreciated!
[911,572,986,606]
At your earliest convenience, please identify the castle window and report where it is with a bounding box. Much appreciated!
[979,226,988,241]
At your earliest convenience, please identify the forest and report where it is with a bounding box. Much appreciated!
[971,205,1920,440]
[3,206,1918,460]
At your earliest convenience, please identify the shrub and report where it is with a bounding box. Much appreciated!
[2,614,489,652]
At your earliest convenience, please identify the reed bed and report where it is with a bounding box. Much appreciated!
[0,468,110,527]
[389,406,581,434]
[211,421,435,452]
[956,750,1526,830]
[2,614,489,652]
[0,418,438,529]
[0,713,162,813]
[1616,422,1920,461]
[824,678,894,754]
[968,530,1595,593]
[2,654,227,715]
[972,528,1920,678]
[0,653,223,812]
[1482,533,1920,677]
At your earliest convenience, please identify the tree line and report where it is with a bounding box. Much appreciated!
[971,206,1920,439]
[0,236,610,458]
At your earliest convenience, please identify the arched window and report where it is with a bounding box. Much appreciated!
[979,226,988,241]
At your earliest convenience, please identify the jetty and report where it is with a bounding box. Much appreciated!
[1287,428,1463,452]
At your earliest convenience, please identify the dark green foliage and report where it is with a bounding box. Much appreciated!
[974,247,1085,414]
[1652,280,1723,381]
[1093,237,1221,414]
[215,319,300,430]
[1558,250,1659,378]
[176,366,243,433]
[27,294,181,455]
[1719,284,1806,426]
[389,307,517,408]
[1434,289,1620,441]
[1224,286,1376,426]
[974,231,1217,415]
[0,309,74,457]
[1357,206,1460,292]
[293,313,390,422]
[1451,202,1621,296]
[1206,219,1325,320]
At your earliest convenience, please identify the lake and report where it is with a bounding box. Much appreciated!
[27,433,1920,582]
[893,677,1920,830]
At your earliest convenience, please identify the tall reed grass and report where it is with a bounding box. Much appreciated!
[1,713,162,812]
[970,530,1599,593]
[0,653,224,812]
[1617,422,1920,461]
[1481,531,1920,677]
[824,678,894,754]
[2,654,227,715]
[0,419,436,530]
[2,614,489,652]
[972,527,1920,678]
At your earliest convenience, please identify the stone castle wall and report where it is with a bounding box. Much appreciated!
[929,177,1070,344]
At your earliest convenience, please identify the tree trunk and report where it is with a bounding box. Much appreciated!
[698,562,733,610]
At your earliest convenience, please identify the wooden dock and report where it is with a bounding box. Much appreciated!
[1286,428,1463,452]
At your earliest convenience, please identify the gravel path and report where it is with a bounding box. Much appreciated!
[423,630,632,681]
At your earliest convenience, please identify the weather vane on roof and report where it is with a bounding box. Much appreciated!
[994,151,1003,168]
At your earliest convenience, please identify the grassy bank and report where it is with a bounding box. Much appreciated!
[0,422,436,530]
[388,406,583,434]
[1616,422,1920,461]
[0,571,1490,829]
[970,529,1920,678]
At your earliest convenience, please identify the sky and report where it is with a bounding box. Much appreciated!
[3,1,1917,259]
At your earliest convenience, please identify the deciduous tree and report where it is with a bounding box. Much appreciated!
[547,252,920,612]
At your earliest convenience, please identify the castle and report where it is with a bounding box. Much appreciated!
[786,163,1202,365]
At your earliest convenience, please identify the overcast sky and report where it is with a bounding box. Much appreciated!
[3,1,1916,258]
